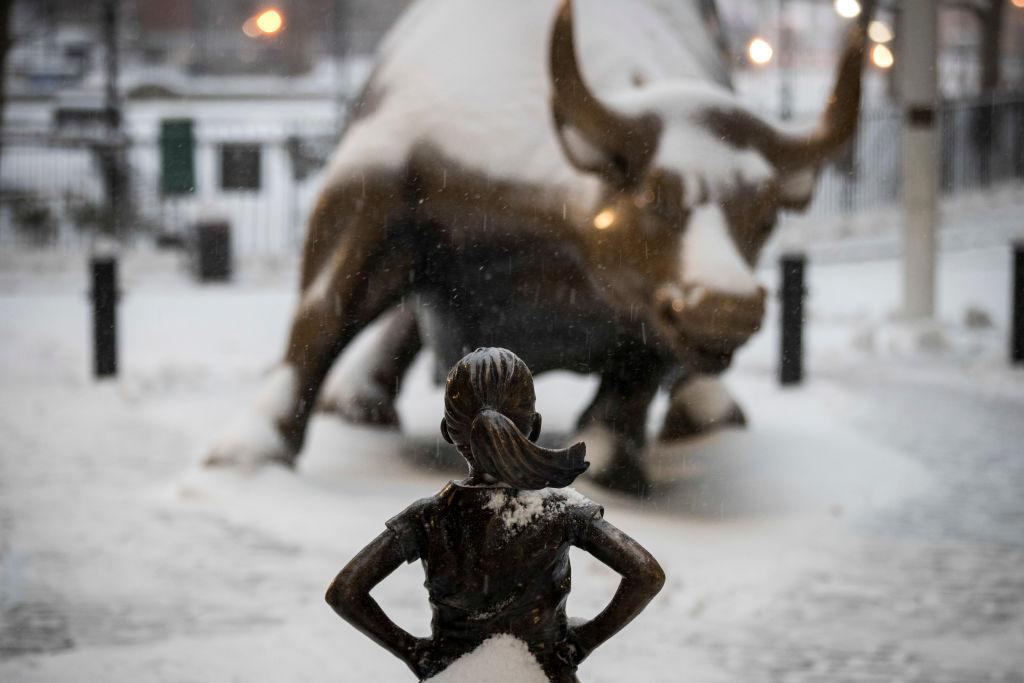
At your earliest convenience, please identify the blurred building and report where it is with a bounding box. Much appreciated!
[6,0,410,91]
[1,0,1021,253]
[1,0,410,252]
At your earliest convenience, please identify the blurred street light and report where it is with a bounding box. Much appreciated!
[871,43,895,69]
[868,20,894,44]
[1012,0,1024,8]
[748,37,774,65]
[256,9,283,34]
[834,0,862,19]
[243,8,285,38]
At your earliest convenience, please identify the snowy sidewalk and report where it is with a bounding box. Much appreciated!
[2,230,1024,681]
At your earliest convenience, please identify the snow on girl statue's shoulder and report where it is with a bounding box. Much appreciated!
[326,348,665,682]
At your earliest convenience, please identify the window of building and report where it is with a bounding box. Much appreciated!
[220,143,261,191]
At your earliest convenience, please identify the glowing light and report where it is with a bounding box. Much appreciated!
[1013,0,1024,8]
[868,20,893,44]
[747,37,774,66]
[593,208,616,230]
[871,43,894,70]
[242,17,260,37]
[255,9,283,34]
[834,0,862,19]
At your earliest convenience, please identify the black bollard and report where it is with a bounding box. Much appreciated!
[1013,242,1024,365]
[91,256,118,378]
[779,253,806,386]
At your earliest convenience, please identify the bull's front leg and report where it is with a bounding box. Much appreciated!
[317,304,421,427]
[575,341,665,497]
[205,176,412,468]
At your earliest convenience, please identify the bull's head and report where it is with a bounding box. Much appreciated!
[550,0,873,372]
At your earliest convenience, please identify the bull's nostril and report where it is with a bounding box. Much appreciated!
[655,285,688,319]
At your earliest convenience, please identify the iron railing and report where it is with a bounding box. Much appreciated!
[800,95,1024,219]
[1,97,1022,253]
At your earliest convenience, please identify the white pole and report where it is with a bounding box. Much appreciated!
[900,0,938,319]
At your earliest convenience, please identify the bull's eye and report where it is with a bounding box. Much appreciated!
[593,208,616,230]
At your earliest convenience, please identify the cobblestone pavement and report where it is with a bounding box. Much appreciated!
[687,365,1024,682]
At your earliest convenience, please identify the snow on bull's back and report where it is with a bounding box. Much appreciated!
[483,486,593,531]
[425,634,549,683]
[327,0,727,184]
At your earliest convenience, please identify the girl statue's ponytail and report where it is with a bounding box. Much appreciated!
[470,409,588,489]
[444,347,589,490]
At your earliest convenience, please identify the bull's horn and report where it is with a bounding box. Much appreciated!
[699,0,875,173]
[549,0,661,185]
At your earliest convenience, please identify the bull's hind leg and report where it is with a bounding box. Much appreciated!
[317,304,421,427]
[205,177,411,468]
[576,341,665,497]
[657,373,746,443]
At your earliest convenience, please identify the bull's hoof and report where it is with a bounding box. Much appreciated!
[658,402,746,442]
[573,424,652,498]
[318,385,400,428]
[591,456,652,498]
[651,403,749,489]
[658,375,747,442]
[202,415,297,470]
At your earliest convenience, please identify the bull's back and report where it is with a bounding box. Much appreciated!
[323,0,728,191]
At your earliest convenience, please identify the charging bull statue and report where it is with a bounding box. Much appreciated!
[207,0,874,494]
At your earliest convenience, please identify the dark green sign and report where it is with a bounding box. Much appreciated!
[160,119,195,195]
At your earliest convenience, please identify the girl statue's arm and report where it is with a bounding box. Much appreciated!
[325,531,430,678]
[571,519,665,663]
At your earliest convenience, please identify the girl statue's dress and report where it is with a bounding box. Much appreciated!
[327,348,664,681]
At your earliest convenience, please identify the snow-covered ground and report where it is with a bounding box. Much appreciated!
[1,190,1024,681]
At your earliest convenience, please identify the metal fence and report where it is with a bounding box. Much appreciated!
[0,132,107,248]
[0,121,338,254]
[800,95,1024,219]
[2,96,1022,253]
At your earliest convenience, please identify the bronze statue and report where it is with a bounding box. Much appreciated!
[206,0,876,496]
[326,348,664,681]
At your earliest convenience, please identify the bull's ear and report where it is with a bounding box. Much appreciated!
[776,167,818,211]
[549,0,661,187]
[697,7,871,181]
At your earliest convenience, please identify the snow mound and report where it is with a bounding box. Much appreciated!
[203,365,296,468]
[425,634,548,683]
[202,411,289,469]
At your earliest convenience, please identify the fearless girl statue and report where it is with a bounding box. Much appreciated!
[326,347,664,681]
